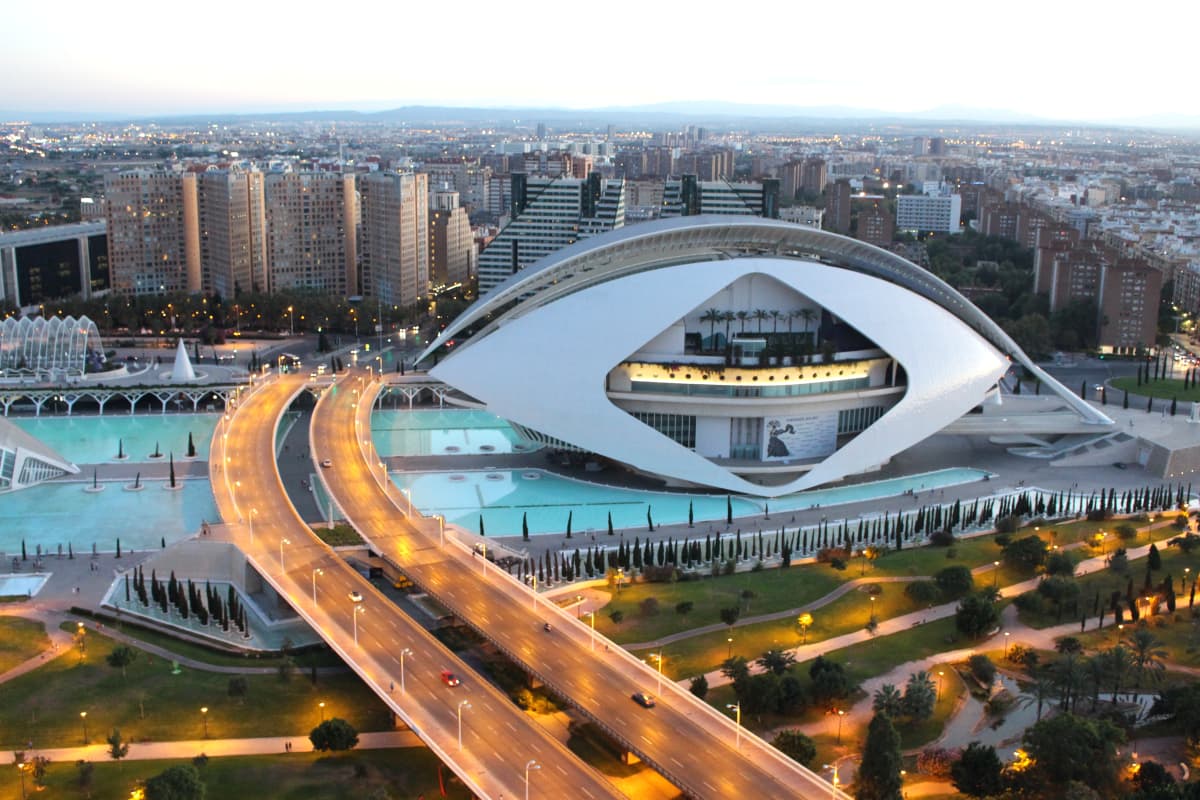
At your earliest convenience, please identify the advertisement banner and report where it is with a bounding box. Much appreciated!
[762,414,837,461]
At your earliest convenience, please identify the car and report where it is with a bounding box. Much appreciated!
[1113,462,1127,470]
[320,459,333,468]
[543,622,552,632]
[348,591,363,603]
[631,692,656,708]
[441,670,461,687]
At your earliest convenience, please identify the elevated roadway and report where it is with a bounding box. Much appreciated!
[313,369,850,800]
[209,372,624,800]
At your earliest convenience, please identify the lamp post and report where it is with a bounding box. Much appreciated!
[524,759,540,800]
[318,701,326,722]
[585,610,596,651]
[824,763,841,800]
[436,515,444,547]
[312,568,322,605]
[798,612,813,644]
[401,487,413,517]
[993,560,1000,587]
[249,508,258,543]
[1004,631,1011,660]
[836,708,845,744]
[287,305,294,337]
[279,537,290,571]
[353,605,365,646]
[727,637,734,658]
[653,651,664,695]
[937,670,945,701]
[576,595,583,619]
[201,706,209,738]
[16,758,27,800]
[726,703,742,749]
[80,710,88,744]
[457,700,471,751]
[531,574,538,610]
[400,647,412,693]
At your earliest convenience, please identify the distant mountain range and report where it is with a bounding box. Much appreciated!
[3,102,1198,132]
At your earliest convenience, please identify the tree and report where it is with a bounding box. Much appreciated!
[756,649,796,676]
[1023,713,1123,792]
[736,672,781,714]
[1003,534,1048,571]
[638,597,660,617]
[904,580,940,606]
[1046,550,1076,577]
[902,671,937,721]
[309,718,359,752]
[719,606,741,627]
[856,713,903,800]
[106,645,136,678]
[1125,627,1168,687]
[675,601,694,617]
[144,763,206,800]
[688,674,708,699]
[809,656,855,705]
[955,592,1000,639]
[934,565,975,598]
[950,742,1004,798]
[720,656,750,685]
[771,730,817,766]
[76,760,95,798]
[107,728,130,762]
[872,684,904,718]
[968,654,996,686]
[1148,542,1162,571]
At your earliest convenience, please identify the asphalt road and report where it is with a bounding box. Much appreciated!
[311,369,850,800]
[211,373,625,800]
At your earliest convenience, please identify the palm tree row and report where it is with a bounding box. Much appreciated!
[698,306,819,348]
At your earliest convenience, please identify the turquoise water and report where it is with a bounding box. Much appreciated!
[0,479,218,556]
[12,413,220,463]
[392,467,990,537]
[371,409,529,457]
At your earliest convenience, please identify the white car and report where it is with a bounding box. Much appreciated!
[348,591,363,603]
[321,459,333,468]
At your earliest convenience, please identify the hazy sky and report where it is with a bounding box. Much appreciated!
[1,0,1189,122]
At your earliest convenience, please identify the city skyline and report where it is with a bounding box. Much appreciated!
[3,0,1196,127]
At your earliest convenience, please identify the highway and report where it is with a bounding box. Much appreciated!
[209,372,625,800]
[312,369,852,800]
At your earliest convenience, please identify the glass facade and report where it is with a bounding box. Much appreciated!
[0,315,104,378]
[630,411,696,449]
[629,376,870,398]
[838,405,886,434]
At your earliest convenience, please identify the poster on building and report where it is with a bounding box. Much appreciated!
[762,414,837,461]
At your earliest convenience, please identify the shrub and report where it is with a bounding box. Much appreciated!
[1086,508,1112,522]
[929,529,956,547]
[904,580,941,606]
[638,597,660,617]
[917,746,960,778]
[935,565,975,598]
[968,654,996,686]
[830,557,848,571]
[689,674,708,699]
[1045,550,1076,576]
[1012,591,1045,615]
[816,547,852,564]
[994,532,1013,548]
[1115,523,1138,541]
[608,610,624,624]
[995,515,1021,534]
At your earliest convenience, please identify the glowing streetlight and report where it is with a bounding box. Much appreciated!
[652,651,665,695]
[312,568,322,604]
[1004,631,1011,659]
[287,305,294,336]
[727,636,734,658]
[457,700,471,751]
[401,487,413,517]
[726,703,742,749]
[80,710,88,744]
[993,560,1000,587]
[353,605,366,645]
[584,610,596,651]
[524,759,541,800]
[835,708,846,744]
[937,670,945,701]
[798,612,813,644]
[201,706,209,738]
[279,538,290,571]
[318,701,326,722]
[400,647,412,693]
[249,508,258,543]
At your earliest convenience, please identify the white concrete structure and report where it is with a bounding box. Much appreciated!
[0,416,78,491]
[170,339,197,383]
[423,217,1111,496]
[897,193,962,234]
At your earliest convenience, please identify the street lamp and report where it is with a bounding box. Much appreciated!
[318,701,326,722]
[798,612,813,644]
[249,508,258,543]
[201,706,209,738]
[823,764,841,800]
[279,538,290,571]
[436,515,444,548]
[353,605,366,646]
[400,647,412,693]
[1004,631,1011,660]
[312,568,322,604]
[524,759,541,800]
[727,636,734,658]
[401,487,413,517]
[836,708,845,744]
[993,560,1000,587]
[584,610,596,651]
[80,710,88,744]
[457,700,471,751]
[653,651,665,695]
[937,670,945,701]
[287,305,294,337]
[726,703,742,749]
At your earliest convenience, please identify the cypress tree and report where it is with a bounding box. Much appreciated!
[522,512,529,542]
[727,496,733,525]
[688,501,694,528]
[565,511,572,539]
[857,713,903,800]
[1123,390,1129,409]
[607,511,614,536]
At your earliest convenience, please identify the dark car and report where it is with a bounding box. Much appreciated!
[631,692,656,708]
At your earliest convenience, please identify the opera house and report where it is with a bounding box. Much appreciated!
[421,217,1114,497]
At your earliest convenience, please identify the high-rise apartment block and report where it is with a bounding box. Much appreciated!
[359,172,430,306]
[429,189,475,287]
[856,200,895,247]
[104,170,200,295]
[825,179,852,234]
[197,169,267,297]
[264,172,358,295]
[896,191,962,234]
[476,173,625,295]
[661,177,779,219]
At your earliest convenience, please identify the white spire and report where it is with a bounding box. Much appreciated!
[170,339,197,382]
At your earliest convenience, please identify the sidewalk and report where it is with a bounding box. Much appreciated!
[4,730,422,765]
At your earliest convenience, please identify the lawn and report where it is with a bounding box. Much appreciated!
[1110,376,1200,402]
[0,626,393,748]
[1015,545,1200,634]
[597,566,851,644]
[804,616,972,689]
[632,579,921,679]
[2,749,471,800]
[96,615,347,669]
[0,616,48,673]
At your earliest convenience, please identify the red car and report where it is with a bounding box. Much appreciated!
[441,670,461,687]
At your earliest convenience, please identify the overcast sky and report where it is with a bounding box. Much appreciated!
[1,0,1188,123]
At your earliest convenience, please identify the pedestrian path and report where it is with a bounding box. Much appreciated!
[4,730,422,765]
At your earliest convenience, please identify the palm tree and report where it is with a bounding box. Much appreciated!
[1084,653,1107,712]
[787,309,801,334]
[1124,627,1168,688]
[736,310,749,333]
[1052,652,1085,713]
[872,684,904,718]
[753,309,769,333]
[722,311,735,342]
[700,308,722,350]
[1099,644,1133,701]
[799,308,817,340]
